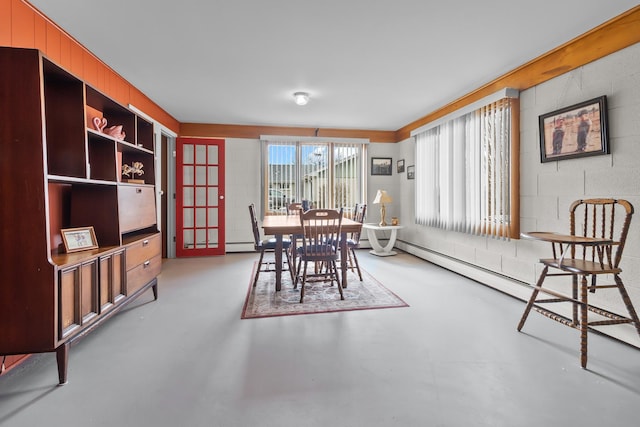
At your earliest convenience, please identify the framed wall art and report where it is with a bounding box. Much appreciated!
[61,226,99,253]
[407,165,415,179]
[371,157,393,176]
[397,159,405,173]
[539,95,609,162]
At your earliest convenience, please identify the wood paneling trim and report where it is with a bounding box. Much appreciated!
[396,6,640,142]
[9,0,180,134]
[179,123,396,143]
[0,0,11,46]
[11,0,34,48]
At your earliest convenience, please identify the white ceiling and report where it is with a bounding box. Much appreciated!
[28,1,638,131]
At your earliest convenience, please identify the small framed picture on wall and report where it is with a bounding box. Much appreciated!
[407,165,415,179]
[397,159,405,173]
[371,157,393,176]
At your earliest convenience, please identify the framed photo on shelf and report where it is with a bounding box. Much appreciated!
[539,95,609,163]
[61,226,99,253]
[397,159,405,173]
[371,157,393,176]
[407,165,415,179]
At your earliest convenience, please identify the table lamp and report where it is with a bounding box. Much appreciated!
[373,189,393,226]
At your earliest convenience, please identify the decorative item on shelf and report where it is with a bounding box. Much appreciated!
[92,116,107,132]
[373,189,393,226]
[61,226,99,253]
[104,124,126,140]
[122,161,145,184]
[391,217,399,226]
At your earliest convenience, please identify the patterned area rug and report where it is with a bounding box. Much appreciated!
[241,263,409,319]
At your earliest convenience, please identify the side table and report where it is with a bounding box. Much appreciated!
[362,223,404,256]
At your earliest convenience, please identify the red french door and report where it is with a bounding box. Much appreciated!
[176,137,225,257]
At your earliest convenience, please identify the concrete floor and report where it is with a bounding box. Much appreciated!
[1,251,639,427]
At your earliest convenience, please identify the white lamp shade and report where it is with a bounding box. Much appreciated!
[373,190,392,204]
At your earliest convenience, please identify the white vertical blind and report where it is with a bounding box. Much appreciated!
[415,94,517,238]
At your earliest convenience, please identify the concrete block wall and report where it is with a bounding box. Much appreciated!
[394,42,640,346]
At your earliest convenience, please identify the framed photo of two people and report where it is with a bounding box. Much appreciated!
[539,95,609,163]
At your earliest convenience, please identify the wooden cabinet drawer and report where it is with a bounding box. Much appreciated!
[127,254,161,295]
[118,185,156,233]
[126,234,161,271]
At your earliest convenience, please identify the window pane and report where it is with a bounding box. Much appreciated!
[207,229,219,248]
[264,140,364,214]
[183,187,194,207]
[183,166,194,185]
[208,146,218,164]
[183,229,194,249]
[195,145,206,164]
[183,208,194,227]
[208,187,219,207]
[195,187,206,206]
[195,208,206,227]
[208,166,218,185]
[183,144,194,164]
[195,166,207,185]
[208,208,219,226]
[195,229,206,248]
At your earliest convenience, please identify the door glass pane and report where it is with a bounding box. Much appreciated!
[195,208,206,227]
[196,229,206,248]
[183,166,194,185]
[208,146,218,164]
[208,208,218,226]
[183,208,194,227]
[208,188,218,207]
[195,145,207,164]
[183,229,194,249]
[196,187,206,206]
[195,166,207,185]
[183,188,194,207]
[183,144,194,164]
[207,229,219,248]
[208,166,218,185]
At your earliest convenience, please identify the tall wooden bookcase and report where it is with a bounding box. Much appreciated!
[0,47,161,384]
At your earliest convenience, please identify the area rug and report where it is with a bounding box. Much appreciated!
[241,263,409,319]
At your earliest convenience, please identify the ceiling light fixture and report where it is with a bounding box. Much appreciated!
[293,92,309,106]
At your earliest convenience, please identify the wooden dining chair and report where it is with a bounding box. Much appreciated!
[295,208,344,303]
[248,204,293,287]
[517,198,640,368]
[286,202,303,215]
[345,203,367,280]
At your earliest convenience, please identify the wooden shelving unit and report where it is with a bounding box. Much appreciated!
[0,47,161,384]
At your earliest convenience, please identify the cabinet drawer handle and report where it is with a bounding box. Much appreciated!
[136,188,142,194]
[142,239,149,246]
[143,260,151,268]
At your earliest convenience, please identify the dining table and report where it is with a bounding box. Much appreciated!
[262,214,363,291]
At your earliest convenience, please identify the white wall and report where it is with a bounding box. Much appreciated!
[224,138,263,252]
[394,42,640,347]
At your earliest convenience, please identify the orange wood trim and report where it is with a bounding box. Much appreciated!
[59,33,71,71]
[11,0,34,48]
[179,123,396,143]
[69,41,83,78]
[45,21,60,64]
[509,98,520,239]
[10,0,180,134]
[396,6,640,142]
[0,0,11,46]
[33,10,46,52]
